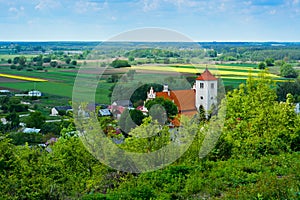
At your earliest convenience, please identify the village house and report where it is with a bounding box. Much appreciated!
[50,106,72,116]
[28,90,42,97]
[109,100,133,119]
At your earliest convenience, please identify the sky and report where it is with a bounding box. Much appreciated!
[0,0,300,41]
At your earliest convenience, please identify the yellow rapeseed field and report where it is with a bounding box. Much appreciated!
[0,73,48,82]
[132,65,281,79]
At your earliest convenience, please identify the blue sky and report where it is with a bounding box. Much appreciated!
[0,0,300,41]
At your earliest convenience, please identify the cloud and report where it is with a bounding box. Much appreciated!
[8,5,24,17]
[142,0,160,12]
[74,0,108,14]
[35,0,61,11]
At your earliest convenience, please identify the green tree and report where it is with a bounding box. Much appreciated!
[18,56,26,66]
[265,58,274,66]
[6,111,19,130]
[111,59,131,68]
[258,62,266,69]
[13,56,19,64]
[120,117,171,153]
[130,109,145,126]
[128,56,135,62]
[145,97,178,120]
[50,61,58,67]
[276,78,300,101]
[65,57,71,64]
[118,109,145,134]
[280,63,298,78]
[25,111,46,129]
[71,60,77,65]
[42,57,51,63]
[213,74,298,159]
[7,58,12,64]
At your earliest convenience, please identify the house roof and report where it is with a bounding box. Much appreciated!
[156,89,198,117]
[112,100,133,107]
[196,68,217,81]
[99,109,112,116]
[54,106,72,111]
[23,128,41,133]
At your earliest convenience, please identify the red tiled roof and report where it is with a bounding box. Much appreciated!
[196,68,217,81]
[156,89,198,117]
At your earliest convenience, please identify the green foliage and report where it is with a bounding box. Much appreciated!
[130,83,162,105]
[24,111,46,129]
[13,56,19,64]
[213,73,299,159]
[111,59,131,68]
[50,61,58,67]
[118,108,145,134]
[125,48,180,58]
[128,56,135,62]
[71,60,77,65]
[42,57,51,63]
[265,57,274,66]
[277,78,300,101]
[65,57,71,64]
[120,117,170,153]
[258,61,266,69]
[18,56,26,66]
[280,63,298,78]
[145,97,178,120]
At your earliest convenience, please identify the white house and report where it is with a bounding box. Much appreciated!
[28,90,42,97]
[51,106,72,116]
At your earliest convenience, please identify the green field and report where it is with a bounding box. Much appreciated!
[0,63,291,105]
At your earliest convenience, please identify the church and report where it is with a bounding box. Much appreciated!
[146,68,218,117]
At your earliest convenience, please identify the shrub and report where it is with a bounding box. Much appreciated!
[111,59,131,68]
[10,64,16,69]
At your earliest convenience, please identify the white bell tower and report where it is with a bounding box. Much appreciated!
[195,68,218,117]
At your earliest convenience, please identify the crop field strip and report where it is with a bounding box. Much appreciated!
[0,73,48,82]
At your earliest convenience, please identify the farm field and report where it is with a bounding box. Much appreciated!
[0,63,291,104]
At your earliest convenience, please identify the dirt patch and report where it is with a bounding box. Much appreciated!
[0,77,26,83]
[0,86,21,92]
[61,67,193,77]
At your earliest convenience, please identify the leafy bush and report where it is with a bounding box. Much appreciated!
[111,59,131,68]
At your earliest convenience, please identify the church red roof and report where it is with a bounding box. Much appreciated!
[156,90,198,117]
[196,68,217,81]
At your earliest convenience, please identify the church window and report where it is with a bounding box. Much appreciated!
[211,83,214,89]
[200,83,204,88]
[200,96,204,100]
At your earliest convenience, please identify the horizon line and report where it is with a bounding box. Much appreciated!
[1,40,300,43]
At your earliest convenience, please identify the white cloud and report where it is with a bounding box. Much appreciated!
[8,6,25,18]
[74,0,108,14]
[142,0,160,12]
[269,9,277,15]
[35,0,61,11]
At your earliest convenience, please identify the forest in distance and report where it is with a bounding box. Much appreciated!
[0,41,300,199]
